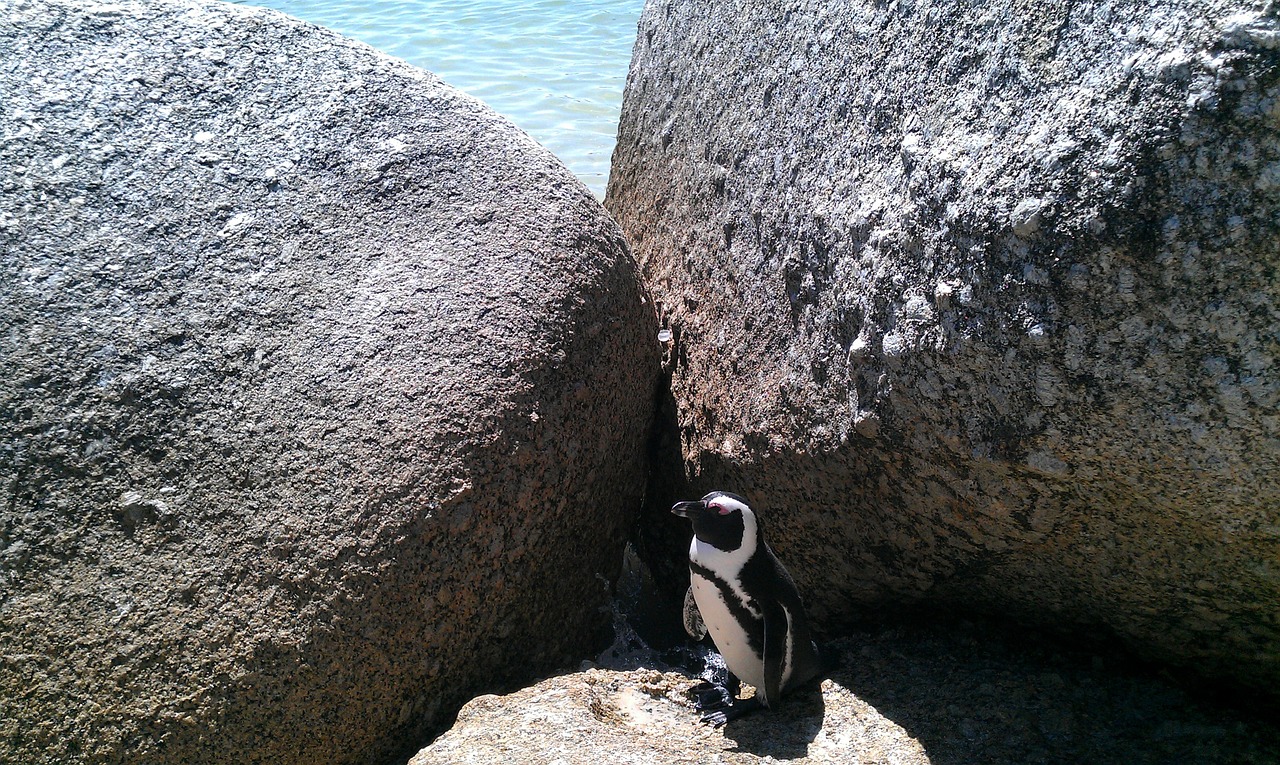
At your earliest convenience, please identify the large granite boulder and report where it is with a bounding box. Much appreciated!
[606,0,1280,691]
[0,0,656,762]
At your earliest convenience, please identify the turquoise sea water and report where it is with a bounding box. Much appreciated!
[232,0,643,198]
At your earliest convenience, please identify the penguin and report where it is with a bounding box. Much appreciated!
[672,490,823,726]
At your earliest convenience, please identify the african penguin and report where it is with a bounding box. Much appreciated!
[672,490,823,726]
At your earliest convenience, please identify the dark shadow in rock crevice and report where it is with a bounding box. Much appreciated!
[634,363,697,605]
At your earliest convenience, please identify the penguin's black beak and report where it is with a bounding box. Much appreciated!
[671,500,704,518]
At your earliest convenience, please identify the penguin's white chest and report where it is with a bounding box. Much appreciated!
[689,570,767,692]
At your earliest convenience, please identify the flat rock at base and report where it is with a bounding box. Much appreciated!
[412,626,1280,764]
[412,668,928,765]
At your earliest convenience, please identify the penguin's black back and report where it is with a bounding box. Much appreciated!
[742,540,823,688]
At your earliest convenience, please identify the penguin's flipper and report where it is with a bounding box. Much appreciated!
[761,604,788,708]
[682,586,706,640]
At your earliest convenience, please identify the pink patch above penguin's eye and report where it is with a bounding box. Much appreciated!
[711,503,731,515]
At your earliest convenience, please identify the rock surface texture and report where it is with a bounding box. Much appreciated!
[606,0,1280,692]
[411,626,1280,764]
[0,1,655,762]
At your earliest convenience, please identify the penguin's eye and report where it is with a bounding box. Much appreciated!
[710,503,732,515]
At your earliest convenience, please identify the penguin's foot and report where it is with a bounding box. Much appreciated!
[699,696,764,728]
[688,680,735,712]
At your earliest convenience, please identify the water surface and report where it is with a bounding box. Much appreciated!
[234,0,643,198]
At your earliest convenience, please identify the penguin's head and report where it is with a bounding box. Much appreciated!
[671,491,755,551]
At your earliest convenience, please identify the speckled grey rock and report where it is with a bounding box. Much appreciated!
[606,0,1280,692]
[0,1,656,762]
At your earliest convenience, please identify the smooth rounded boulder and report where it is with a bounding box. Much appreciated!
[607,0,1279,693]
[0,0,656,762]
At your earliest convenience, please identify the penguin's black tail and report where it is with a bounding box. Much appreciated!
[790,640,832,691]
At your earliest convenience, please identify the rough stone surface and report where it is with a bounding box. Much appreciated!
[606,0,1280,692]
[411,624,1280,764]
[0,1,656,762]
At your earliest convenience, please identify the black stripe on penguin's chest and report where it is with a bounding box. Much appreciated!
[689,549,782,661]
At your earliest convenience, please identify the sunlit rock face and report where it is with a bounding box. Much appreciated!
[607,0,1280,693]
